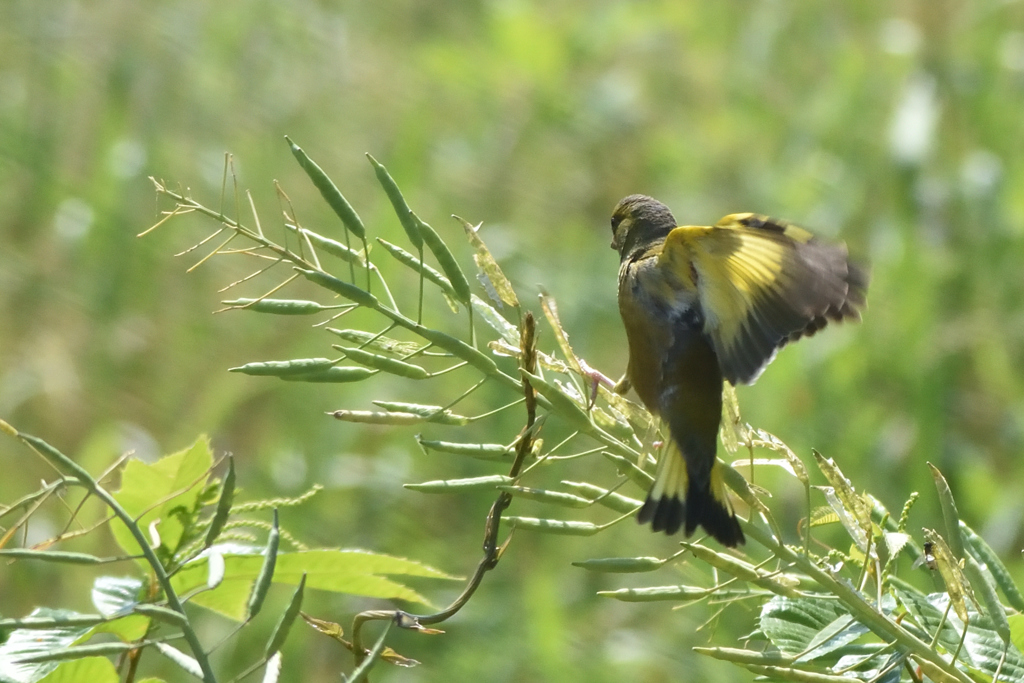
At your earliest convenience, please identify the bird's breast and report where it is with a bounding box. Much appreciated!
[617,256,704,411]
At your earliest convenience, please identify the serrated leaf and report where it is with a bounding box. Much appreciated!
[793,613,869,663]
[758,596,850,655]
[0,608,91,682]
[111,437,214,561]
[91,576,143,618]
[171,548,457,620]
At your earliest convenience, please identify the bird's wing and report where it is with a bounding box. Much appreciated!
[657,213,867,385]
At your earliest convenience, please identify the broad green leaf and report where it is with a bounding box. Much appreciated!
[171,548,457,621]
[111,437,214,560]
[890,583,966,663]
[37,656,118,683]
[793,613,869,663]
[758,596,850,655]
[1009,614,1024,657]
[0,608,90,682]
[91,576,143,618]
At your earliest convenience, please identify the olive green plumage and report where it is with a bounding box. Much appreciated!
[610,194,867,546]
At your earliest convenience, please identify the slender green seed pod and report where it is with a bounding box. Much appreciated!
[416,436,512,461]
[572,557,667,573]
[601,451,654,488]
[522,372,592,431]
[496,485,593,508]
[266,574,306,656]
[133,604,189,627]
[204,455,235,548]
[376,238,459,300]
[247,509,280,619]
[279,367,376,383]
[229,359,335,377]
[366,154,422,249]
[327,328,422,356]
[0,549,108,565]
[335,345,429,379]
[372,401,470,425]
[504,516,599,536]
[221,298,336,315]
[961,521,1024,611]
[928,463,965,559]
[17,641,151,663]
[416,327,499,375]
[330,410,426,425]
[416,217,471,305]
[560,481,642,514]
[296,268,377,307]
[962,552,1011,643]
[290,227,367,265]
[286,137,365,239]
[598,585,710,602]
[404,475,512,493]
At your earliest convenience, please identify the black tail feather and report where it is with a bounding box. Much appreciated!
[684,477,744,547]
[637,480,744,547]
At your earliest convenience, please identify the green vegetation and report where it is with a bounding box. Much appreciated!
[2,2,1024,681]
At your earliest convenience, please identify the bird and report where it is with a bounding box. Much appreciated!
[610,194,868,547]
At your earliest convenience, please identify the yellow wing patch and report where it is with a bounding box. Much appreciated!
[658,215,861,385]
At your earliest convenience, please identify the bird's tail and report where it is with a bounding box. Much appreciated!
[637,443,744,547]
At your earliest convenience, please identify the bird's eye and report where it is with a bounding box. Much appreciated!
[611,216,622,231]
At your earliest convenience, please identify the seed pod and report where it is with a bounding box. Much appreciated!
[504,516,599,536]
[572,557,667,573]
[376,238,459,301]
[280,367,376,383]
[404,475,512,493]
[296,268,377,308]
[367,154,421,249]
[287,137,365,239]
[335,345,429,380]
[229,359,335,377]
[415,216,471,305]
[221,298,334,315]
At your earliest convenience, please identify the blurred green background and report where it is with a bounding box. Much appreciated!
[3,0,1024,681]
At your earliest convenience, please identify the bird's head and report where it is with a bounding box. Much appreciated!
[610,194,677,259]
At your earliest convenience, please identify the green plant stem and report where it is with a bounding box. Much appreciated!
[743,522,973,683]
[3,423,218,683]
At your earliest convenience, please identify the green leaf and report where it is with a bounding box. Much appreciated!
[111,436,214,561]
[37,657,119,683]
[758,596,850,655]
[171,548,457,620]
[0,608,90,682]
[793,613,869,664]
[1009,614,1024,658]
[88,576,150,641]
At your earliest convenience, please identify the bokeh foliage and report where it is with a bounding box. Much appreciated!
[3,1,1024,681]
